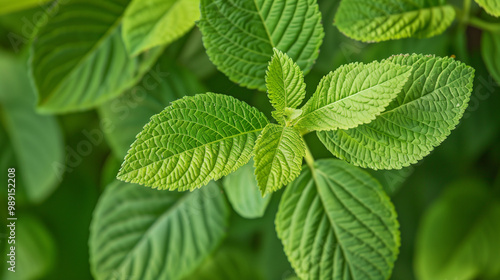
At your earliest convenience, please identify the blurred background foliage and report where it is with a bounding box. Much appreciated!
[0,0,499,279]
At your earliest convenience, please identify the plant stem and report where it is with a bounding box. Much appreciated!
[467,17,500,32]
[303,141,315,171]
[462,0,471,22]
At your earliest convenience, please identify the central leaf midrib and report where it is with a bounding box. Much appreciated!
[252,0,275,47]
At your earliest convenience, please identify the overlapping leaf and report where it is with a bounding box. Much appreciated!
[481,31,500,85]
[198,0,324,91]
[254,124,305,196]
[319,54,474,169]
[122,0,200,55]
[295,61,411,131]
[276,159,400,280]
[266,49,306,124]
[335,0,455,42]
[415,181,500,280]
[118,93,269,191]
[223,160,271,219]
[30,0,163,113]
[475,0,500,17]
[90,181,229,280]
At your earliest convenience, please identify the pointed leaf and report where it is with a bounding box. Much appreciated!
[481,31,500,85]
[90,181,230,280]
[319,54,475,170]
[122,0,200,55]
[266,48,306,124]
[276,159,400,280]
[223,160,272,219]
[30,0,163,113]
[118,93,269,191]
[295,61,411,131]
[254,124,305,195]
[198,0,324,91]
[475,0,500,17]
[335,0,455,42]
[415,181,500,280]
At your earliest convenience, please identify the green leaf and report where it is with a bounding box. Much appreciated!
[0,53,64,203]
[335,0,455,42]
[98,60,205,158]
[198,0,324,91]
[90,180,229,280]
[254,124,305,195]
[415,180,500,280]
[185,248,265,280]
[318,54,475,170]
[122,0,200,56]
[118,93,269,191]
[0,0,53,15]
[276,159,400,280]
[475,0,500,17]
[481,31,500,85]
[30,0,164,113]
[223,160,272,219]
[266,48,306,124]
[295,61,412,131]
[2,214,56,280]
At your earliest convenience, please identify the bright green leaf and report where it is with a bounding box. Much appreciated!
[30,0,164,113]
[122,0,200,56]
[118,93,269,191]
[0,0,53,15]
[223,160,272,219]
[0,53,64,203]
[335,0,455,42]
[319,54,474,170]
[475,0,500,17]
[198,0,324,91]
[98,60,205,158]
[266,48,306,124]
[481,31,500,85]
[254,124,305,195]
[276,159,400,280]
[295,61,411,131]
[415,180,500,280]
[90,181,229,280]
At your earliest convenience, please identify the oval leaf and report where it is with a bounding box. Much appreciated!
[335,0,455,42]
[30,0,163,113]
[481,31,500,85]
[318,54,475,170]
[118,93,269,191]
[122,0,200,55]
[276,159,400,280]
[295,61,412,131]
[198,0,324,91]
[223,160,271,219]
[90,181,230,280]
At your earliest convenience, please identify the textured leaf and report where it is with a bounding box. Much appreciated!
[223,160,272,219]
[0,0,53,15]
[295,61,411,131]
[0,53,64,203]
[90,181,229,280]
[198,0,324,91]
[266,48,306,124]
[335,0,455,42]
[185,248,265,280]
[475,0,500,17]
[30,0,163,113]
[318,54,475,170]
[122,0,200,55]
[118,93,269,191]
[2,214,56,280]
[254,124,305,195]
[481,31,500,85]
[98,60,205,158]
[415,181,500,280]
[276,159,400,280]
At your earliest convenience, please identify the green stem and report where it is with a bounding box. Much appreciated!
[462,0,471,22]
[303,141,315,171]
[467,17,500,32]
